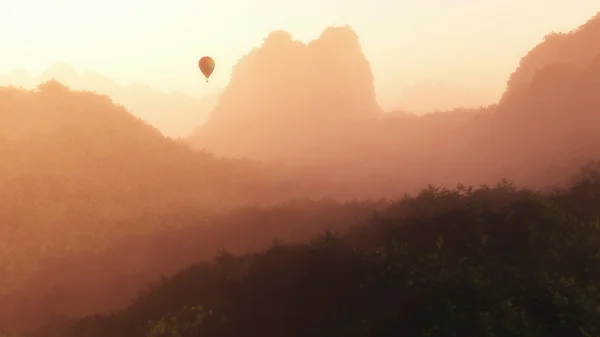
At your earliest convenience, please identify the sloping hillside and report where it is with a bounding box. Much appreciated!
[503,12,600,101]
[27,166,600,337]
[0,200,383,331]
[0,81,312,293]
[485,46,600,185]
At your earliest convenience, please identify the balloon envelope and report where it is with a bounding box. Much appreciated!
[198,56,215,82]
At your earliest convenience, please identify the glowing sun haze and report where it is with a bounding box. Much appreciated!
[1,0,598,111]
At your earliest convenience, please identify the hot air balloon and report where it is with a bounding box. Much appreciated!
[198,56,215,83]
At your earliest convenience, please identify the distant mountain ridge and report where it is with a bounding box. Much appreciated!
[188,16,600,190]
[0,63,219,138]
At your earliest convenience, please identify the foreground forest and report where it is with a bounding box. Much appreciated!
[24,165,600,337]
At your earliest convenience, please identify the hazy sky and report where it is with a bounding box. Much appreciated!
[1,0,598,110]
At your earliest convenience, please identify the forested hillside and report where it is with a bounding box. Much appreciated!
[0,199,383,330]
[0,81,321,294]
[27,164,600,337]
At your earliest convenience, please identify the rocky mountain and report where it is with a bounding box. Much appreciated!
[188,26,382,161]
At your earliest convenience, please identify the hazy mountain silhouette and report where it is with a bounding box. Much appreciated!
[482,53,600,186]
[0,63,218,137]
[188,26,383,160]
[186,26,500,178]
[486,12,600,175]
[188,18,600,192]
[503,12,600,102]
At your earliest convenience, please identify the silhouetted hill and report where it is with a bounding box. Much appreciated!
[503,12,600,102]
[0,63,218,137]
[485,49,600,185]
[188,26,383,160]
[26,166,600,337]
[186,27,501,190]
[0,81,322,294]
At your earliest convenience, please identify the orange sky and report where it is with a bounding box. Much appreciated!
[1,0,598,111]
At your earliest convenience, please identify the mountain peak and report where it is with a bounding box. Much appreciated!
[188,26,382,159]
[314,25,360,48]
[263,30,296,45]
